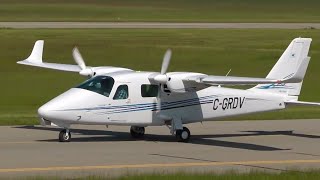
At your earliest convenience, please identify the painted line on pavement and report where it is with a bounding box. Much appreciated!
[1,159,320,173]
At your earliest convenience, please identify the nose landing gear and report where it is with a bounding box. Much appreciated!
[59,129,71,142]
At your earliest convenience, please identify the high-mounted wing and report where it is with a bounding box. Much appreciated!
[184,56,310,86]
[17,40,132,76]
[18,40,83,72]
[185,75,281,85]
[18,59,83,72]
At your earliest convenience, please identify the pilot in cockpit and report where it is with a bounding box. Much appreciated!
[100,78,112,97]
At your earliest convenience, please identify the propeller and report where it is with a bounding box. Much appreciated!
[154,49,172,113]
[154,49,172,84]
[161,49,172,74]
[72,47,94,77]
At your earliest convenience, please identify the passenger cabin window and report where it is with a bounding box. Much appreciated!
[141,84,158,97]
[76,76,114,97]
[113,85,129,100]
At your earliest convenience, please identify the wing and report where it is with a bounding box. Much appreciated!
[17,40,132,75]
[187,75,283,85]
[184,57,309,86]
[17,60,83,72]
[17,40,83,72]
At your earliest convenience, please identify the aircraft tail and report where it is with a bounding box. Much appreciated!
[251,38,312,99]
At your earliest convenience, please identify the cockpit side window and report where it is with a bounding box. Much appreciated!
[113,85,129,100]
[76,76,114,97]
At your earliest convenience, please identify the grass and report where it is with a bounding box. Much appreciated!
[110,171,320,180]
[18,170,320,180]
[0,0,320,22]
[1,28,320,125]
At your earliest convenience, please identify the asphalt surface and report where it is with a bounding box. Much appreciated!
[1,119,320,178]
[0,22,320,29]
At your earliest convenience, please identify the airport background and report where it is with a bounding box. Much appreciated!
[1,0,320,125]
[1,0,320,179]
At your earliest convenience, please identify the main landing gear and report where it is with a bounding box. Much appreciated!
[166,117,191,142]
[129,125,190,142]
[130,126,145,138]
[59,129,71,142]
[175,127,191,142]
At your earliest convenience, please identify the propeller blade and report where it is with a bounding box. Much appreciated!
[160,49,172,75]
[72,47,86,70]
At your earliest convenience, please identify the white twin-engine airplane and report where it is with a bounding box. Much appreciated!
[18,38,320,142]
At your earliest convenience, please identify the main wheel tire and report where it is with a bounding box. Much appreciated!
[59,129,71,142]
[130,126,145,138]
[176,127,190,142]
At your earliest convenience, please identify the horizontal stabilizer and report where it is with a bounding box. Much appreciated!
[285,100,320,106]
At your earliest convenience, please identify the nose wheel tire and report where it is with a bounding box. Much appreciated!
[176,127,190,142]
[59,129,71,142]
[130,126,145,138]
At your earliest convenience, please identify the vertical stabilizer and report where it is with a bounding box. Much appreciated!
[251,38,312,97]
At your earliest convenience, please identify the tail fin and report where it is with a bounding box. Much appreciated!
[251,38,312,98]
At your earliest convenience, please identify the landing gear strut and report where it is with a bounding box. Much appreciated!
[166,117,191,142]
[130,126,145,138]
[59,129,71,142]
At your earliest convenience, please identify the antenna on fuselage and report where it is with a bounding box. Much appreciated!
[218,69,232,88]
[226,69,232,77]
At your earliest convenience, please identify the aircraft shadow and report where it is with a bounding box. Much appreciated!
[36,134,287,151]
[16,125,320,151]
[244,130,320,139]
[15,125,128,136]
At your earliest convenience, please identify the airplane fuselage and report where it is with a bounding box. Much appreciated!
[38,71,285,127]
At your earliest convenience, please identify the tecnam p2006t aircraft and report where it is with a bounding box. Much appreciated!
[18,38,320,142]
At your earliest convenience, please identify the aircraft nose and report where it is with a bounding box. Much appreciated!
[37,88,110,123]
[38,103,54,120]
[37,90,75,122]
[37,98,66,122]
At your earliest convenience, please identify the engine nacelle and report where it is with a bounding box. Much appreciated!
[92,67,133,76]
[165,72,208,93]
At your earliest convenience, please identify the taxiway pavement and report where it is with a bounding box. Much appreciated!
[0,119,320,178]
[0,22,320,29]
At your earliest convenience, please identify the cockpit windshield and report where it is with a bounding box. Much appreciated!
[76,76,114,97]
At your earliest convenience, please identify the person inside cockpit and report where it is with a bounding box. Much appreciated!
[76,76,114,97]
[100,78,113,97]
